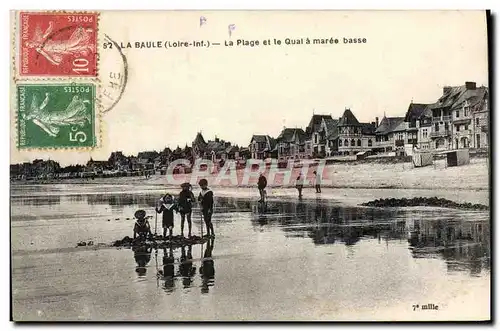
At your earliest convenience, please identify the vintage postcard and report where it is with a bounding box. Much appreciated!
[10,10,491,322]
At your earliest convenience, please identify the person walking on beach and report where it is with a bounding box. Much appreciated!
[178,183,196,238]
[313,170,322,193]
[156,194,179,238]
[198,179,215,237]
[296,173,304,199]
[257,173,267,203]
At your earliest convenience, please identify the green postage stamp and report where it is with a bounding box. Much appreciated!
[17,83,97,148]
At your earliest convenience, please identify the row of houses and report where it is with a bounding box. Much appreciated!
[249,81,489,160]
[11,81,489,178]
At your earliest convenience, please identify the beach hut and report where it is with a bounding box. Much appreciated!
[444,149,470,167]
[356,151,369,160]
[412,151,434,167]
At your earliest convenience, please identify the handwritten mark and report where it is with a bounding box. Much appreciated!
[200,16,207,27]
[228,24,236,37]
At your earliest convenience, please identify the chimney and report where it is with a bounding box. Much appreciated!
[465,81,476,90]
[443,86,452,94]
[375,117,379,127]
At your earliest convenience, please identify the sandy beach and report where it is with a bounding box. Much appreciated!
[11,157,490,191]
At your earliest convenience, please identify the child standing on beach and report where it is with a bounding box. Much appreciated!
[178,183,196,238]
[156,194,179,238]
[198,179,215,237]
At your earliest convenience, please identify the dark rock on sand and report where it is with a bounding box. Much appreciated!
[76,240,95,247]
[112,235,209,249]
[360,197,488,210]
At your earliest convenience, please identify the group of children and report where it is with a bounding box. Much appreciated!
[133,178,215,240]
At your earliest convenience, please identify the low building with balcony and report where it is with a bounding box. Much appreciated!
[429,81,488,151]
[449,82,489,149]
[404,102,432,151]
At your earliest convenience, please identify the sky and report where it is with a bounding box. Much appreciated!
[10,10,489,166]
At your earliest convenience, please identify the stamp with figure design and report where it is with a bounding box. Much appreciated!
[17,83,96,148]
[19,12,98,77]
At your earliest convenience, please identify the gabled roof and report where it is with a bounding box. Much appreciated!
[225,145,239,153]
[325,118,339,140]
[268,136,277,149]
[307,114,333,133]
[193,132,207,146]
[206,140,226,152]
[338,109,361,126]
[404,103,429,122]
[391,120,407,132]
[277,128,307,143]
[250,135,268,143]
[375,116,405,134]
[431,85,488,111]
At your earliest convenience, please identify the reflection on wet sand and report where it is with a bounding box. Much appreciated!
[408,219,490,276]
[179,245,196,288]
[133,246,152,278]
[133,240,215,295]
[13,195,61,206]
[200,238,215,294]
[162,247,176,293]
[244,197,490,277]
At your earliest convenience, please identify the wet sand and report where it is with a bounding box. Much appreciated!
[11,184,490,321]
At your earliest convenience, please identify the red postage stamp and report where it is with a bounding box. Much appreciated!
[19,12,98,77]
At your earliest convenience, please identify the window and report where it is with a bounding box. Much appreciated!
[476,134,481,148]
[339,140,342,147]
[357,139,361,146]
[368,139,372,147]
[423,128,428,138]
[351,139,355,147]
[435,123,439,132]
[476,118,480,125]
[456,110,460,118]
[465,124,468,131]
[464,108,469,117]
[344,139,348,146]
[444,123,449,131]
[456,125,460,132]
